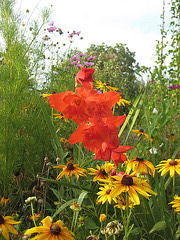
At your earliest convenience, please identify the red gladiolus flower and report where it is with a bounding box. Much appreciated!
[49,88,120,125]
[111,146,134,166]
[75,67,95,89]
[69,115,126,154]
[48,88,98,125]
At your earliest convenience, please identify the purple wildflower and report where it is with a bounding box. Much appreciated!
[168,85,180,89]
[49,22,54,26]
[42,35,50,40]
[75,64,83,68]
[53,71,58,74]
[47,26,57,32]
[84,61,94,66]
[88,62,94,66]
[70,56,79,61]
[87,56,96,61]
[65,66,70,70]
[76,52,87,57]
[76,31,81,35]
[68,33,74,38]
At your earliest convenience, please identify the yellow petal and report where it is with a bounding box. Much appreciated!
[24,226,48,235]
[1,224,9,240]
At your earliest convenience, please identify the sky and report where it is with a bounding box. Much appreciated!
[16,0,172,67]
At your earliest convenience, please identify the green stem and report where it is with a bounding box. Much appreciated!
[172,175,175,240]
[31,201,37,227]
[78,142,81,166]
[71,211,76,232]
[105,201,108,224]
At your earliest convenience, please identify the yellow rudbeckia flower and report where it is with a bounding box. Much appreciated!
[0,215,21,240]
[54,161,86,181]
[24,216,75,240]
[156,159,180,177]
[110,174,157,205]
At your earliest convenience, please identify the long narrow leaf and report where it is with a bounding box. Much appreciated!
[37,94,65,160]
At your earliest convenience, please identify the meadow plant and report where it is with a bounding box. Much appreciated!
[0,0,179,240]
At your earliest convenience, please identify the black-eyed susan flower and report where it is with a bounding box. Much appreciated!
[104,163,116,174]
[54,161,86,181]
[116,97,131,107]
[99,214,106,222]
[40,91,56,99]
[0,215,21,240]
[53,113,69,122]
[169,195,180,213]
[97,184,117,204]
[167,133,177,142]
[132,129,149,140]
[126,157,155,177]
[114,196,134,210]
[88,164,109,181]
[60,138,68,144]
[156,159,180,177]
[29,213,40,220]
[94,80,119,92]
[110,174,157,205]
[0,197,10,206]
[24,216,75,240]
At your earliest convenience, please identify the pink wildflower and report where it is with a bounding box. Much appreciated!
[110,54,115,58]
[47,26,57,32]
[168,85,180,89]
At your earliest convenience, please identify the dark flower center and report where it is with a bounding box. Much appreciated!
[67,163,74,170]
[106,189,111,195]
[139,129,144,133]
[13,170,20,177]
[169,160,177,166]
[50,224,61,235]
[99,169,107,176]
[51,91,56,94]
[136,157,144,162]
[121,175,133,186]
[0,215,4,224]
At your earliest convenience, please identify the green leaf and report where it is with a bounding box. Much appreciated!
[50,187,60,200]
[37,95,65,160]
[175,225,180,240]
[52,199,77,219]
[149,221,166,234]
[86,217,99,229]
[74,191,88,229]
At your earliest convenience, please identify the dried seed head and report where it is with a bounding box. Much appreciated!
[38,199,43,204]
[56,157,61,164]
[40,180,47,187]
[46,162,52,167]
[36,173,42,178]
[44,157,49,163]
